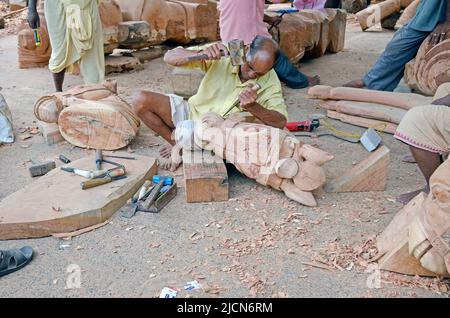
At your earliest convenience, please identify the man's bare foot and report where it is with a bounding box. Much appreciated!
[343,79,365,88]
[160,160,181,172]
[159,144,173,159]
[396,187,429,205]
[308,75,320,87]
[402,154,417,164]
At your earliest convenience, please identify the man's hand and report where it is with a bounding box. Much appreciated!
[431,93,450,106]
[202,42,229,60]
[429,22,450,46]
[27,9,40,29]
[239,87,258,110]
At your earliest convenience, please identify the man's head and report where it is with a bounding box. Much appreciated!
[240,36,280,81]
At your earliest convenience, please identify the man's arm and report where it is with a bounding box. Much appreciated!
[239,88,287,129]
[164,42,228,67]
[27,0,40,29]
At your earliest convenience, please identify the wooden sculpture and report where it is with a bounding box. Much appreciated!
[377,158,450,277]
[34,80,140,150]
[404,32,450,96]
[175,112,334,207]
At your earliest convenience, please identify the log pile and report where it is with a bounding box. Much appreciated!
[356,0,414,31]
[34,80,140,150]
[267,8,347,63]
[17,0,217,69]
[404,33,450,96]
[308,85,433,133]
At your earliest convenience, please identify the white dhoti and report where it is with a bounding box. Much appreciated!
[44,0,105,84]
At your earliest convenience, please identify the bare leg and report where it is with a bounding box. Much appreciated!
[396,146,441,204]
[307,75,321,87]
[52,70,65,92]
[133,91,176,158]
[343,79,365,89]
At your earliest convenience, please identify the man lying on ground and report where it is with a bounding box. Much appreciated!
[132,36,288,161]
[395,83,450,204]
[344,0,449,91]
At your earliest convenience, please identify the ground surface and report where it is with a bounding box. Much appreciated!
[0,21,449,298]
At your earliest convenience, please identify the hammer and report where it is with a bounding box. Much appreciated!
[186,39,246,67]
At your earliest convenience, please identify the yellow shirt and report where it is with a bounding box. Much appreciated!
[183,57,288,121]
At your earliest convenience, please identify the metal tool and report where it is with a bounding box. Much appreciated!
[81,167,127,190]
[59,154,71,164]
[103,154,136,160]
[286,119,320,132]
[186,39,246,67]
[95,149,103,170]
[140,176,174,211]
[142,183,177,213]
[121,180,152,218]
[222,83,261,117]
[33,29,41,47]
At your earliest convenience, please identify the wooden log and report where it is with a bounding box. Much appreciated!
[105,55,144,74]
[325,145,390,193]
[356,0,412,31]
[333,100,407,124]
[99,0,123,54]
[129,46,165,63]
[328,87,433,110]
[307,85,333,99]
[58,98,140,150]
[381,11,402,30]
[395,0,419,30]
[341,0,368,14]
[118,21,151,49]
[326,9,347,53]
[327,110,398,134]
[183,149,229,203]
[0,154,158,240]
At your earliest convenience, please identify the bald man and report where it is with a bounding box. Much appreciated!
[133,36,288,157]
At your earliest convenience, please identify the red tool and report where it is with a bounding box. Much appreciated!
[286,119,320,132]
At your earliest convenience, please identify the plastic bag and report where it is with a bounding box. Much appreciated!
[0,94,14,144]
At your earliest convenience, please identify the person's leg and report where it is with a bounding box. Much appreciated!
[274,51,320,89]
[52,70,65,92]
[345,25,429,91]
[132,90,176,148]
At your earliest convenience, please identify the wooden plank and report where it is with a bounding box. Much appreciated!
[327,110,398,134]
[325,145,390,193]
[183,150,229,203]
[334,100,407,124]
[0,154,157,240]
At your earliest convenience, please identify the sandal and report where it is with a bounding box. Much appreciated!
[0,246,33,278]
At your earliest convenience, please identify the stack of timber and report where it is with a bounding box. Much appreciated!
[17,0,217,71]
[308,85,434,133]
[405,31,450,96]
[266,5,347,63]
[356,0,414,31]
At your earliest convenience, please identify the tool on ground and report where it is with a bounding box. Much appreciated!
[286,119,320,132]
[186,39,246,67]
[59,154,71,164]
[29,160,56,177]
[140,176,174,211]
[81,167,127,190]
[293,131,360,143]
[95,149,103,170]
[103,154,136,160]
[33,29,41,47]
[144,183,177,213]
[359,128,382,152]
[121,180,153,218]
[222,83,261,117]
[60,166,109,179]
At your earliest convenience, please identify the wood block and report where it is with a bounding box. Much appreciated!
[38,121,64,145]
[130,47,165,63]
[169,67,205,98]
[183,150,229,203]
[118,21,151,49]
[327,110,398,134]
[0,154,158,240]
[29,161,56,177]
[105,55,144,74]
[325,145,390,193]
[334,100,407,124]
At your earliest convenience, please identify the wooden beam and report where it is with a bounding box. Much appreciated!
[0,154,157,240]
[183,150,229,203]
[325,145,390,193]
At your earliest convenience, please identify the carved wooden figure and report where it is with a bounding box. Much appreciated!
[377,159,450,277]
[186,112,334,207]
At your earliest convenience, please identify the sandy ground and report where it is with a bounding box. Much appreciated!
[0,23,449,298]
